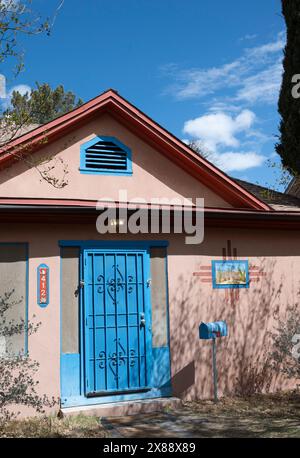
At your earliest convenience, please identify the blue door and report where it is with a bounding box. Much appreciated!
[83,249,152,396]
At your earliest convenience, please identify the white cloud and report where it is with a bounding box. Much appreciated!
[214,151,266,172]
[1,84,31,110]
[183,109,266,172]
[239,34,258,42]
[170,61,241,100]
[235,60,283,104]
[0,0,20,12]
[0,74,5,99]
[9,84,31,96]
[1,0,20,5]
[245,32,285,59]
[163,32,285,106]
[163,33,284,174]
[208,102,242,113]
[183,109,256,152]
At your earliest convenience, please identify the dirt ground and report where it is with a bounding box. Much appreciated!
[180,392,300,438]
[1,392,300,438]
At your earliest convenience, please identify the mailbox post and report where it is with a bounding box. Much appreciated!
[212,336,218,403]
[199,321,228,403]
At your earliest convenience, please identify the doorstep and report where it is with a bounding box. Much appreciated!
[60,397,182,418]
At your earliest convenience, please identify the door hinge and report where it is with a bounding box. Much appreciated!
[79,280,85,288]
[147,279,151,287]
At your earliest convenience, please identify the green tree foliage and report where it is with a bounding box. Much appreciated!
[276,0,300,176]
[0,83,82,188]
[6,82,84,125]
[0,0,64,73]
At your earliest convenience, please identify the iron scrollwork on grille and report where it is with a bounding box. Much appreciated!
[96,265,135,302]
[98,339,136,380]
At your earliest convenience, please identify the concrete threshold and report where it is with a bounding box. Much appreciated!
[60,397,182,418]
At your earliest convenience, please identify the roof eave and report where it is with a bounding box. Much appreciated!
[0,89,271,212]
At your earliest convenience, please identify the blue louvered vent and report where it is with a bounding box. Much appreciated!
[85,140,127,171]
[80,136,132,175]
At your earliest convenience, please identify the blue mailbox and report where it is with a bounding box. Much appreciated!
[199,320,228,403]
[199,321,228,340]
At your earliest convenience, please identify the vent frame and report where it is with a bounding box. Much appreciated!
[80,136,132,175]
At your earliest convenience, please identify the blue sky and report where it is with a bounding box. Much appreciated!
[1,0,286,189]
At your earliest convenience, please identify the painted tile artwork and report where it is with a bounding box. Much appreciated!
[212,260,249,289]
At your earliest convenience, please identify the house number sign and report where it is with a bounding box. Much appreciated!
[37,264,49,307]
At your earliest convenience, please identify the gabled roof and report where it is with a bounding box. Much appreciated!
[234,178,300,211]
[0,89,271,211]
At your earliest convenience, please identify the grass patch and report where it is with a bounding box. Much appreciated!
[0,414,108,438]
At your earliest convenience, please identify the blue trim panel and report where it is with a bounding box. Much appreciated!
[164,247,172,386]
[79,136,133,176]
[61,353,81,400]
[151,347,171,389]
[59,250,63,401]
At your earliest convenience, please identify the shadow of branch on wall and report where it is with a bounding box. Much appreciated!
[169,257,300,400]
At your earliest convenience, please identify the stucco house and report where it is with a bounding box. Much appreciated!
[0,89,299,417]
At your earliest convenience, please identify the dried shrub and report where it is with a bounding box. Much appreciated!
[269,307,300,382]
[0,290,57,428]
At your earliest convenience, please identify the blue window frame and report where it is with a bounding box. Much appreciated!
[80,136,132,176]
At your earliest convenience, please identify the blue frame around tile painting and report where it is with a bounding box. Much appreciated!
[212,260,249,289]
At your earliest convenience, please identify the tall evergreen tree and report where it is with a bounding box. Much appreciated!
[0,83,82,189]
[276,0,300,175]
[5,83,84,125]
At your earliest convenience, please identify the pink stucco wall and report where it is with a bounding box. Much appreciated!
[0,113,232,208]
[0,113,297,417]
[0,222,298,416]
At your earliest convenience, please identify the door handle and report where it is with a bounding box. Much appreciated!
[140,313,146,327]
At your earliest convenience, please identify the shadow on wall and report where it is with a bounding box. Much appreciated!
[171,361,195,396]
[170,257,300,400]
